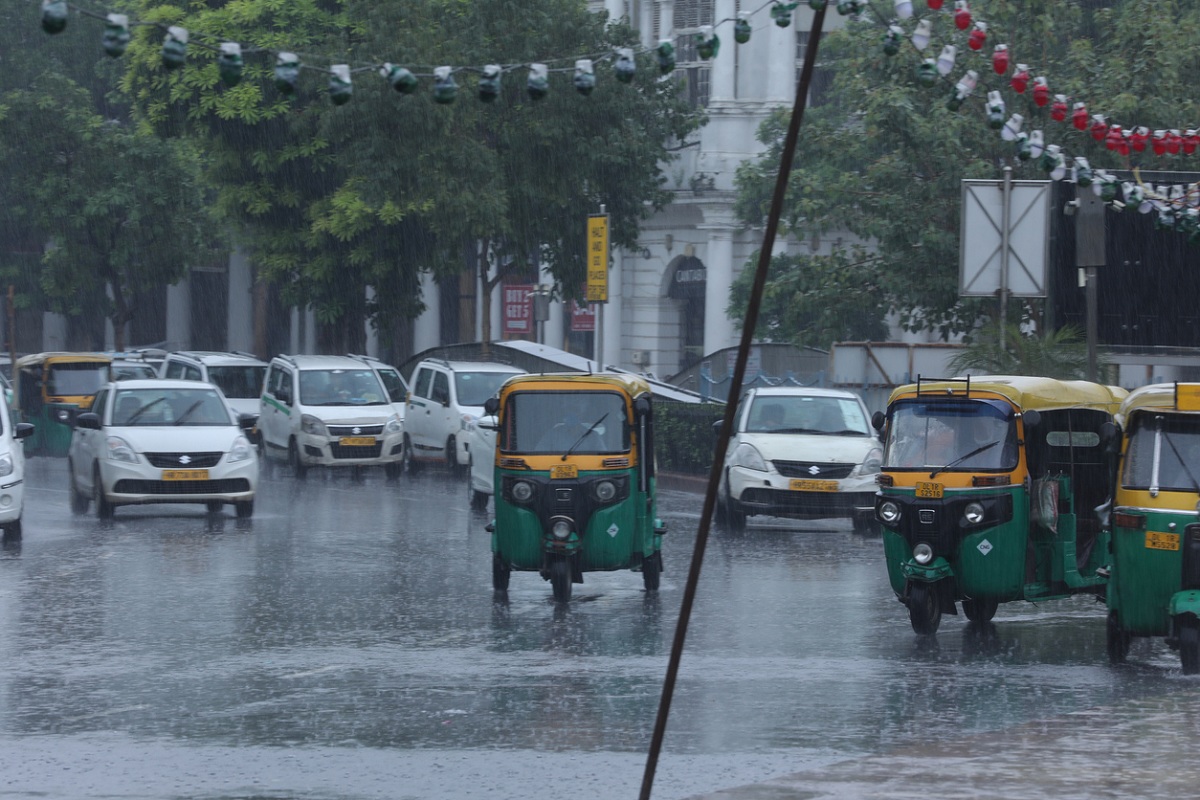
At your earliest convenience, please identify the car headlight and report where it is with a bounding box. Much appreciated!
[964,502,985,525]
[0,454,11,478]
[913,543,934,565]
[461,413,477,431]
[385,414,402,434]
[106,436,137,464]
[301,414,327,436]
[879,500,901,524]
[511,480,534,503]
[860,447,883,475]
[227,435,253,463]
[732,442,767,471]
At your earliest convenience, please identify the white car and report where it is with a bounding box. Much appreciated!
[718,386,883,532]
[465,413,499,510]
[0,388,34,538]
[160,351,270,419]
[67,379,259,518]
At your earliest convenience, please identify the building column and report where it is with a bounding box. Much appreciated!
[658,0,674,40]
[165,275,191,351]
[42,312,67,352]
[603,251,623,369]
[227,247,254,353]
[540,264,564,350]
[701,217,738,357]
[604,0,626,23]
[639,0,655,47]
[289,307,300,354]
[768,4,799,102]
[711,0,737,102]
[413,270,441,354]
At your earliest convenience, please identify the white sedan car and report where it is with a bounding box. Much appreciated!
[465,414,498,511]
[67,379,259,519]
[0,387,34,539]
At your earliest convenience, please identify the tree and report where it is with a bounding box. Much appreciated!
[120,0,702,354]
[947,323,1094,380]
[732,0,1200,349]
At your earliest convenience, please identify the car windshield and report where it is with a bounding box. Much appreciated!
[112,387,233,426]
[455,371,517,407]
[746,395,871,435]
[111,363,158,381]
[884,400,1018,471]
[47,363,109,396]
[501,390,629,455]
[377,368,409,403]
[298,368,387,406]
[209,365,267,399]
[1124,413,1200,492]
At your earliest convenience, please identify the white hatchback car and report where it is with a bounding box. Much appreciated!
[0,389,34,538]
[67,379,259,518]
[718,386,883,532]
[465,413,499,510]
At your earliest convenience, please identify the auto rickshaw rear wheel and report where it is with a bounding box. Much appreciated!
[1106,610,1131,664]
[549,558,572,603]
[642,551,662,592]
[1179,617,1200,675]
[907,582,941,635]
[492,553,510,591]
[962,597,998,623]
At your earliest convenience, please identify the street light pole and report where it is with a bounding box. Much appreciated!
[1075,191,1106,381]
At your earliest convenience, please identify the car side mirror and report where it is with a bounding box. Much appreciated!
[871,411,885,432]
[13,422,34,440]
[238,413,259,431]
[484,397,499,416]
[76,412,101,431]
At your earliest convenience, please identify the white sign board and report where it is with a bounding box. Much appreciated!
[959,179,1051,298]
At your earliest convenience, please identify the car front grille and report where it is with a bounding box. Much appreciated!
[145,452,224,468]
[113,479,251,495]
[328,425,385,436]
[772,460,855,480]
[330,442,384,459]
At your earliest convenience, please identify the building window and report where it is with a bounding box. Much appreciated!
[795,30,833,107]
[675,0,714,108]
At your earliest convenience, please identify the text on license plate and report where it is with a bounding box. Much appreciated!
[789,479,837,492]
[162,469,209,481]
[339,436,376,447]
[915,481,944,499]
[1145,531,1180,551]
[551,464,578,479]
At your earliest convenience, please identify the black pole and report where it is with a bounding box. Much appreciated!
[638,6,828,798]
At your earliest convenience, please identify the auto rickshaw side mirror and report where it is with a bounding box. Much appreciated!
[1022,409,1041,429]
[76,412,102,431]
[871,411,885,432]
[484,397,499,416]
[13,423,33,440]
[1100,421,1122,453]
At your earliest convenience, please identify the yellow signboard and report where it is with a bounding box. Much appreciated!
[586,214,609,303]
[1177,383,1200,412]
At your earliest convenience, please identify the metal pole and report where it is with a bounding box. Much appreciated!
[999,166,1011,351]
[638,5,829,798]
[1075,191,1106,382]
[1086,266,1098,380]
[595,303,604,370]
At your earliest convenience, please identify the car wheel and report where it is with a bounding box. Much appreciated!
[93,465,114,519]
[68,460,90,515]
[258,444,275,479]
[852,513,878,535]
[492,552,511,592]
[384,460,403,481]
[470,489,489,511]
[724,484,746,533]
[289,439,307,480]
[447,436,466,478]
[206,501,223,514]
[642,551,662,592]
[2,517,21,541]
[235,499,254,519]
[402,435,420,475]
[549,558,572,603]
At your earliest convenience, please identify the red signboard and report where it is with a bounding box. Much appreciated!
[570,301,595,332]
[502,284,534,336]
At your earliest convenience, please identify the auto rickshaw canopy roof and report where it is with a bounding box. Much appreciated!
[888,375,1128,414]
[498,372,652,400]
[1117,382,1200,423]
[15,352,113,370]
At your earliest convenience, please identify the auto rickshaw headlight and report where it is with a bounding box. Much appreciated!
[511,480,534,503]
[56,409,70,423]
[913,543,934,565]
[879,500,901,524]
[964,502,985,525]
[551,517,573,539]
[594,480,616,503]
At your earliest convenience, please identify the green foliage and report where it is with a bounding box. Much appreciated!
[656,401,724,475]
[947,323,1096,380]
[733,0,1200,347]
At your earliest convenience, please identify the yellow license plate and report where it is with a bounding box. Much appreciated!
[789,479,837,492]
[550,464,578,479]
[915,481,944,499]
[339,436,376,447]
[1146,531,1181,551]
[162,469,209,481]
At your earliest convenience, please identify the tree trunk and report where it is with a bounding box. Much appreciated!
[108,278,131,352]
[253,278,269,358]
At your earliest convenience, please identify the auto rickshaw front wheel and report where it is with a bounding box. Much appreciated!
[907,582,942,635]
[1106,610,1132,665]
[1178,617,1200,675]
[549,558,572,603]
[642,551,662,592]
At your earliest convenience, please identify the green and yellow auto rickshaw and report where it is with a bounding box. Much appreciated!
[873,375,1127,634]
[1104,383,1200,672]
[14,352,112,456]
[487,373,665,603]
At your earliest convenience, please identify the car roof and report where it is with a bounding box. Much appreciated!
[104,378,226,391]
[170,351,268,366]
[747,386,863,400]
[416,359,525,373]
[275,354,375,370]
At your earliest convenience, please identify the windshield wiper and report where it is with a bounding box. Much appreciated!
[125,397,167,425]
[562,413,609,461]
[930,440,999,479]
[173,400,204,425]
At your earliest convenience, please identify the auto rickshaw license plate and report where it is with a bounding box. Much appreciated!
[162,469,209,481]
[551,464,578,479]
[789,479,837,492]
[1145,530,1181,551]
[915,481,944,499]
[339,437,376,447]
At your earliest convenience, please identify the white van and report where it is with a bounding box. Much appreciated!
[0,388,35,538]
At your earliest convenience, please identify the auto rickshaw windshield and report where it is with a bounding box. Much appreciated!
[885,399,1018,471]
[47,363,109,396]
[502,390,630,454]
[1123,413,1200,492]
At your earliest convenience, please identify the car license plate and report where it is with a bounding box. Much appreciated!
[1145,531,1180,551]
[339,436,376,447]
[789,479,837,492]
[551,464,578,479]
[915,481,944,499]
[162,469,209,481]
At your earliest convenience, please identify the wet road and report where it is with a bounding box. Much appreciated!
[0,458,1197,799]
